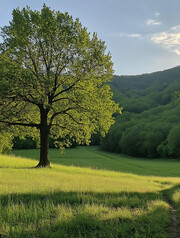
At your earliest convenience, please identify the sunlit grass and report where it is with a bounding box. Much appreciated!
[173,189,180,203]
[1,147,180,237]
[11,146,180,177]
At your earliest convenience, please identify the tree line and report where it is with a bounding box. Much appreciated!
[101,67,180,158]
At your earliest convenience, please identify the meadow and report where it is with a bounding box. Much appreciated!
[0,146,180,237]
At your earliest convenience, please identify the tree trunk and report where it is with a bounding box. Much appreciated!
[36,109,50,168]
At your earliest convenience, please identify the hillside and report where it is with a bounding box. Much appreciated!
[111,66,180,113]
[101,66,180,158]
[2,66,180,158]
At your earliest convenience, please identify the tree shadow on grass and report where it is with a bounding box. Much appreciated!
[0,188,173,238]
[0,190,162,209]
[162,184,180,200]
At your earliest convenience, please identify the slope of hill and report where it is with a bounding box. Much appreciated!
[1,147,180,237]
[111,66,180,113]
[101,66,180,158]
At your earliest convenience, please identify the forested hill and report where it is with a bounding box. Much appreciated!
[101,66,180,158]
[112,66,180,92]
[110,66,180,113]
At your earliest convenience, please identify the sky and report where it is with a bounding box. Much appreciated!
[1,0,180,75]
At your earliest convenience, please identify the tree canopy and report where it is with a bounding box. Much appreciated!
[0,5,121,166]
[101,67,180,158]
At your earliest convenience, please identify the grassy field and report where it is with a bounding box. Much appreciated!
[11,146,180,177]
[0,146,180,237]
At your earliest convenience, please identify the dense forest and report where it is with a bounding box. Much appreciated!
[101,66,180,158]
[3,66,180,159]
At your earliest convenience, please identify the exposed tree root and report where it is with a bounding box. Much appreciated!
[35,164,51,168]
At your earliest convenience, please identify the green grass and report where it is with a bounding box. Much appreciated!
[1,146,180,237]
[11,146,180,177]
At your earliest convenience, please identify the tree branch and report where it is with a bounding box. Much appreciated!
[53,77,81,99]
[52,97,89,112]
[18,94,41,108]
[49,107,77,126]
[0,120,40,128]
[64,112,85,125]
[51,124,67,129]
[27,47,40,80]
[50,56,73,101]
[39,39,48,71]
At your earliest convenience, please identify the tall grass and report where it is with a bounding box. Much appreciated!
[1,146,180,237]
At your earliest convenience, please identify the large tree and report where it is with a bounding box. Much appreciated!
[0,5,121,167]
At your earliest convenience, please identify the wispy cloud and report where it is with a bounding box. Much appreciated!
[151,25,180,55]
[146,19,161,26]
[110,33,142,38]
[128,34,141,38]
[146,11,161,26]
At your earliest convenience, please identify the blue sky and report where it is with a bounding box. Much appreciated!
[1,0,180,75]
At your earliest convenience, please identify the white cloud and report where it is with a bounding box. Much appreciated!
[170,25,180,32]
[128,34,141,38]
[146,19,161,26]
[109,33,141,38]
[146,11,161,26]
[151,25,180,55]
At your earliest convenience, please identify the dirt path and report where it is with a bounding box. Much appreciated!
[163,193,179,238]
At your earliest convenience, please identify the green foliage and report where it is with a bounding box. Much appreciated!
[167,126,180,157]
[0,132,13,153]
[90,133,101,145]
[0,5,121,163]
[13,137,37,149]
[102,108,180,158]
[102,67,180,158]
[111,67,180,114]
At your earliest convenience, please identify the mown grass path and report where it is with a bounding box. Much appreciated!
[162,188,180,238]
[0,146,180,237]
[163,193,180,238]
[167,200,179,238]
